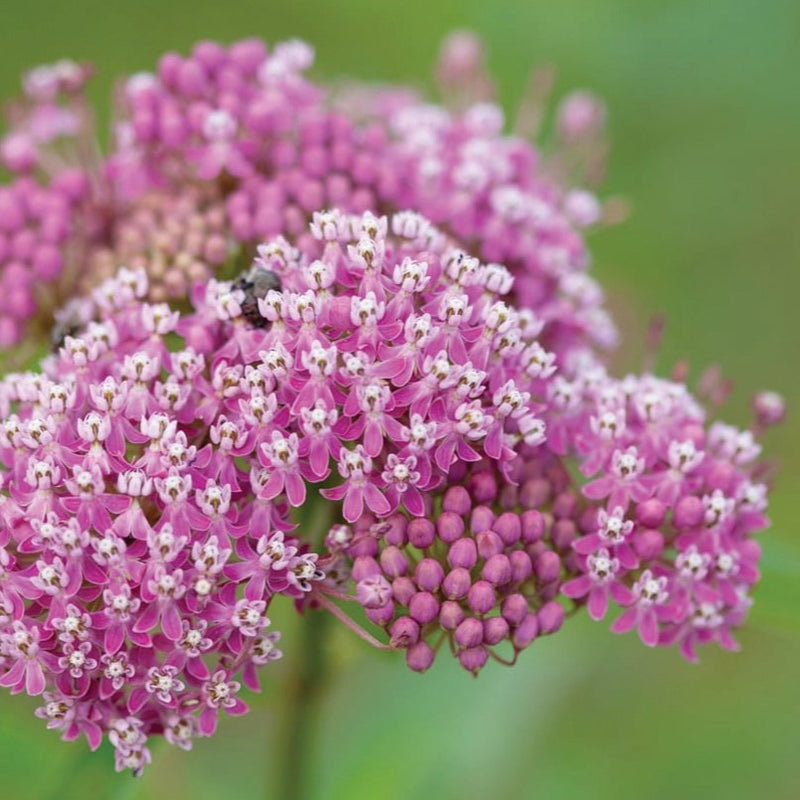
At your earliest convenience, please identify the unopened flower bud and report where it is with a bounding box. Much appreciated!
[439,600,465,630]
[482,616,509,646]
[436,511,465,544]
[458,645,488,674]
[551,519,577,551]
[352,556,381,582]
[706,461,736,493]
[476,530,503,560]
[482,553,512,586]
[389,616,420,648]
[414,558,445,592]
[493,512,521,546]
[636,498,666,529]
[552,492,578,519]
[447,538,478,570]
[509,550,533,584]
[520,510,545,543]
[406,641,435,672]
[467,580,496,615]
[383,514,409,547]
[534,550,561,584]
[674,496,704,528]
[455,617,484,648]
[442,486,471,515]
[380,546,408,578]
[752,391,785,427]
[520,478,552,509]
[633,529,664,561]
[408,591,440,625]
[392,577,417,605]
[366,601,395,626]
[512,613,539,649]
[469,505,495,534]
[557,90,606,142]
[537,601,565,635]
[501,593,529,626]
[467,471,497,503]
[408,518,436,549]
[442,568,472,600]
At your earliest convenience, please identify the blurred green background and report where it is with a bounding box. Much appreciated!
[1,0,798,798]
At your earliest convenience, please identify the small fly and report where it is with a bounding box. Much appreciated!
[232,264,283,328]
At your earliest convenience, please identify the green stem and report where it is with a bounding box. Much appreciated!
[275,608,330,800]
[274,491,336,800]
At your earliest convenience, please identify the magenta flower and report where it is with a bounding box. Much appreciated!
[610,570,671,647]
[582,446,649,510]
[198,670,249,736]
[0,621,57,695]
[562,548,628,621]
[322,446,390,523]
[257,431,306,506]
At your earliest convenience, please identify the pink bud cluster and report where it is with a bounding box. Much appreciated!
[117,37,613,357]
[0,177,76,346]
[85,186,229,302]
[0,264,331,774]
[327,453,574,676]
[0,59,95,347]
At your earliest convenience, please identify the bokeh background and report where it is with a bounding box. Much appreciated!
[1,1,798,798]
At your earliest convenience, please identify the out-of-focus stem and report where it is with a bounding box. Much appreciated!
[275,608,329,800]
[274,493,335,800]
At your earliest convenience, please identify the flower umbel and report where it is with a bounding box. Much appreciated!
[0,34,782,781]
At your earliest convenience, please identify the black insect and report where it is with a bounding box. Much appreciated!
[232,264,283,328]
[50,302,86,351]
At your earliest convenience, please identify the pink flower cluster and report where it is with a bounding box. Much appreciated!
[0,206,571,764]
[0,36,611,364]
[180,208,552,517]
[0,265,331,774]
[554,369,770,660]
[0,35,781,777]
[0,204,780,768]
[329,357,773,672]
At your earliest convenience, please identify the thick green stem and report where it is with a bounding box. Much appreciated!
[274,492,336,800]
[275,608,330,800]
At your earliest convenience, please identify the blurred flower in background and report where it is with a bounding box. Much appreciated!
[0,32,617,363]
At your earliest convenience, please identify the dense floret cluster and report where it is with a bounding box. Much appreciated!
[0,35,781,778]
[0,263,328,773]
[335,345,772,670]
[0,209,560,767]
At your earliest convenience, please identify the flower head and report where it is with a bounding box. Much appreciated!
[0,266,326,773]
